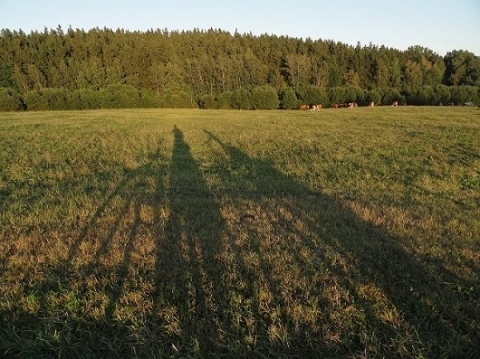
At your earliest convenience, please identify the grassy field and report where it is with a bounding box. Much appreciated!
[0,107,479,358]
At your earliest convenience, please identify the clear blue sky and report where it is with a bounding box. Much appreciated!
[1,0,479,56]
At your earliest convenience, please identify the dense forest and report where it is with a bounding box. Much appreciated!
[0,26,479,111]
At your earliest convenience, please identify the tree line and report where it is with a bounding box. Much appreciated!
[0,26,479,111]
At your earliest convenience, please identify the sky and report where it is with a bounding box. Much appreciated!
[1,0,479,56]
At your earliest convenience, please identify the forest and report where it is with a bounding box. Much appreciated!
[0,26,479,111]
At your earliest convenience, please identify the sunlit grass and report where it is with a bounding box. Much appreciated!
[0,107,479,358]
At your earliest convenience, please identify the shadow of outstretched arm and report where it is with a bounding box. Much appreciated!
[204,129,480,357]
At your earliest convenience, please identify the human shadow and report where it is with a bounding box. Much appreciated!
[150,126,229,355]
[203,130,479,357]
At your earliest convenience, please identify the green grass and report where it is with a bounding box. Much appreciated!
[0,107,479,358]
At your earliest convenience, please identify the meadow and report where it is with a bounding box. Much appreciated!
[0,107,479,358]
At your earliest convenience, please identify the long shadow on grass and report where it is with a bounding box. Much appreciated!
[150,126,228,355]
[65,146,170,320]
[203,130,479,358]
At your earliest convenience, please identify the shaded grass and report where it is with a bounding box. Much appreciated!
[0,107,479,358]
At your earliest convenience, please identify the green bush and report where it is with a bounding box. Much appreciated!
[382,88,403,105]
[299,86,328,107]
[354,87,366,106]
[345,86,357,103]
[365,89,382,105]
[71,88,101,109]
[251,85,279,110]
[199,94,216,109]
[450,86,479,105]
[99,84,141,109]
[44,88,71,110]
[24,90,48,111]
[232,88,251,110]
[161,89,193,108]
[0,87,23,111]
[279,87,297,109]
[216,91,234,109]
[139,89,162,108]
[328,87,346,105]
[432,85,451,105]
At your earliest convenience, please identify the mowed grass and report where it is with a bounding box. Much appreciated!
[0,107,479,358]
